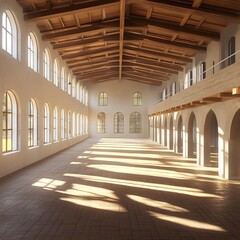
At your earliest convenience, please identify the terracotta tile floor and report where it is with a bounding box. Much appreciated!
[1,138,240,240]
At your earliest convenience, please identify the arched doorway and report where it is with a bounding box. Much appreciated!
[169,116,173,150]
[188,113,197,158]
[229,109,240,179]
[177,116,183,153]
[204,110,218,167]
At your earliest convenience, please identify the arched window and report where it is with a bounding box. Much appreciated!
[85,116,88,134]
[228,36,235,66]
[76,81,80,100]
[68,75,72,95]
[53,59,59,87]
[2,91,18,152]
[53,107,59,142]
[43,49,51,81]
[80,114,83,135]
[60,67,65,91]
[82,87,86,105]
[76,113,80,136]
[114,112,124,133]
[199,62,206,81]
[2,11,18,59]
[133,92,142,106]
[72,112,76,137]
[129,112,142,133]
[44,103,50,144]
[99,92,108,106]
[28,98,38,147]
[61,109,65,140]
[188,70,193,86]
[28,32,38,72]
[172,82,177,95]
[68,111,72,138]
[85,90,88,106]
[80,85,83,103]
[97,112,106,133]
[72,78,76,97]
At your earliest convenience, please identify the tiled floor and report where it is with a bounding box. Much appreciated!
[0,138,240,240]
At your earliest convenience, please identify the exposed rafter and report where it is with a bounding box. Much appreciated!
[124,45,192,63]
[24,0,120,22]
[119,0,126,80]
[128,16,220,41]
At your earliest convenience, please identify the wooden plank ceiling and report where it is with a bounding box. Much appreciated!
[17,0,240,86]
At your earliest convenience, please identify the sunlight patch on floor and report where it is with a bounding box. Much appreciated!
[149,211,226,232]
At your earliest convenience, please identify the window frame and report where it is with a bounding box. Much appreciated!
[2,91,18,153]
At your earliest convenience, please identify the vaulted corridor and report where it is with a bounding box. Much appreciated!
[0,138,240,240]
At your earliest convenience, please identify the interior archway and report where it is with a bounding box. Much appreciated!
[204,110,218,167]
[177,116,183,153]
[188,112,197,158]
[229,109,240,179]
[169,116,173,150]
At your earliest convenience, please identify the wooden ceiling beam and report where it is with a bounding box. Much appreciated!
[123,55,183,71]
[62,46,119,60]
[123,77,161,86]
[192,0,203,8]
[42,20,119,41]
[123,61,177,74]
[129,0,240,23]
[128,16,220,41]
[73,63,119,74]
[123,71,166,82]
[69,56,119,69]
[79,73,119,82]
[119,0,126,80]
[53,34,120,50]
[124,68,168,81]
[24,0,120,22]
[124,45,192,63]
[125,32,206,51]
[76,69,118,80]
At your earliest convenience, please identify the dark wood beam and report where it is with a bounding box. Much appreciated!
[119,0,125,80]
[129,0,240,23]
[79,73,119,82]
[62,46,119,60]
[123,71,166,82]
[124,45,192,63]
[125,32,207,51]
[76,69,118,80]
[128,16,220,41]
[69,56,119,69]
[123,69,168,81]
[123,55,183,71]
[42,21,119,41]
[123,77,162,86]
[73,63,119,74]
[53,34,120,50]
[192,0,203,8]
[24,0,120,22]
[123,61,177,74]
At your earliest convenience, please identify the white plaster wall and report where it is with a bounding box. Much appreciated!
[88,79,160,138]
[0,0,88,178]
